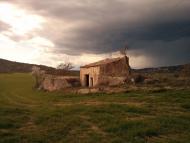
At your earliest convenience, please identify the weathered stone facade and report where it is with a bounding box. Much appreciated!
[80,66,100,87]
[80,56,130,87]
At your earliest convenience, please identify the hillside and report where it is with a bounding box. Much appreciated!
[0,58,80,76]
[0,58,189,76]
[0,58,55,73]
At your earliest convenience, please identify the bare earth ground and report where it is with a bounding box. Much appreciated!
[0,73,190,143]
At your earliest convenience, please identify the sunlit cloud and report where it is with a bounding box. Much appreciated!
[0,2,44,36]
[0,2,52,65]
[0,33,54,64]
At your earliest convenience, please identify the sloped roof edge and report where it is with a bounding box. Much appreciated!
[81,56,126,68]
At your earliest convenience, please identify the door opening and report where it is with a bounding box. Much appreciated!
[85,74,89,87]
[90,77,93,87]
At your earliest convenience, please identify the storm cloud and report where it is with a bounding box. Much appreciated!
[1,0,190,67]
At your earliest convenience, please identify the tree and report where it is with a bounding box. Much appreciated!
[57,62,74,71]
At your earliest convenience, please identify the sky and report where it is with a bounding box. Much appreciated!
[0,0,190,69]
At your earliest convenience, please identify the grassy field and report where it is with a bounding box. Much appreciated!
[0,73,190,143]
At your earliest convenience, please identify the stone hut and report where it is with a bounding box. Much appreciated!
[80,56,130,87]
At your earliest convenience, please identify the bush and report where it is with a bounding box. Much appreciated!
[131,74,145,84]
[181,64,190,77]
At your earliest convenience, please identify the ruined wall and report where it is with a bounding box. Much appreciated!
[40,75,80,91]
[80,66,100,87]
[100,56,130,77]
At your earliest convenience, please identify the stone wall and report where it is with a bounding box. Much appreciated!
[98,76,126,86]
[40,75,80,91]
[100,56,130,77]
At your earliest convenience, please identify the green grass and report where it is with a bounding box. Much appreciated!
[0,73,190,143]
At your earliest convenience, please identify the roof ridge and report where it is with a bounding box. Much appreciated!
[81,56,125,68]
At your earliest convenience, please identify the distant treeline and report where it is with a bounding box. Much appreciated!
[133,64,190,74]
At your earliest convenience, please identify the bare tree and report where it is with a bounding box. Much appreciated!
[120,43,129,56]
[57,62,74,71]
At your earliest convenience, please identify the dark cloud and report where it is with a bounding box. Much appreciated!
[132,20,190,41]
[130,38,190,66]
[3,0,190,66]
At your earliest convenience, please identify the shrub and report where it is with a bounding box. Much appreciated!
[131,74,145,84]
[31,66,45,88]
[180,64,190,77]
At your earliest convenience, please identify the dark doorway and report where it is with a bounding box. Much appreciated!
[85,74,89,87]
